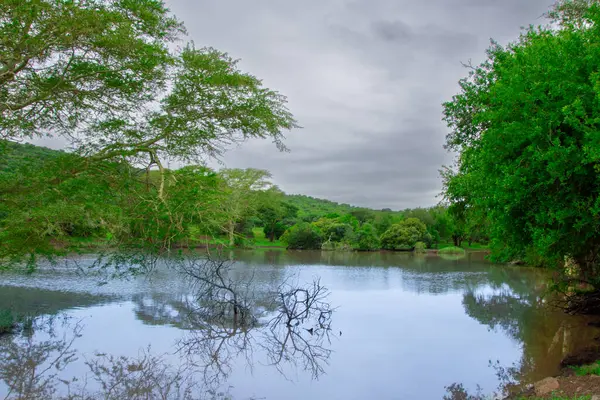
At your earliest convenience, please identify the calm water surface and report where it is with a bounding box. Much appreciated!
[0,250,597,399]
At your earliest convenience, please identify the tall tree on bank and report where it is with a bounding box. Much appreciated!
[217,169,274,246]
[442,0,600,287]
[84,45,297,199]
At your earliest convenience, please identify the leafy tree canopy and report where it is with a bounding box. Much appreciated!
[443,0,600,282]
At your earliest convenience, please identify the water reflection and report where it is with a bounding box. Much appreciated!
[1,256,337,399]
[0,317,208,400]
[457,266,600,397]
[1,251,599,399]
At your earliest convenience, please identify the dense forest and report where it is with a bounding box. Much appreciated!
[0,141,480,266]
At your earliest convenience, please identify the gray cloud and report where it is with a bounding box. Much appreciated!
[160,0,555,210]
[33,0,554,210]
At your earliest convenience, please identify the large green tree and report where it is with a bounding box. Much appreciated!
[0,1,299,267]
[0,0,182,139]
[84,45,297,198]
[443,0,600,285]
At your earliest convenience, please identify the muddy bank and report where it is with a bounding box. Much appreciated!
[516,345,600,398]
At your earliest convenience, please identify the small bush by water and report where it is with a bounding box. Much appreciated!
[439,246,466,255]
[414,241,426,254]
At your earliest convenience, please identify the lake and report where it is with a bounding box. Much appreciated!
[0,250,598,399]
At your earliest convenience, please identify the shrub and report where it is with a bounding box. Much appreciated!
[355,223,380,251]
[439,246,466,255]
[313,219,354,242]
[572,361,600,376]
[281,223,323,250]
[414,241,426,254]
[380,218,428,250]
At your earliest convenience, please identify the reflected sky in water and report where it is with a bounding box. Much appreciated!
[0,250,597,399]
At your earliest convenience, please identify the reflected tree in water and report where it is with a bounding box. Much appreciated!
[175,256,335,386]
[0,256,336,399]
[0,317,81,400]
[447,266,600,398]
[0,318,224,400]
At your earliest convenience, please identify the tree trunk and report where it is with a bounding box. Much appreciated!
[228,226,235,247]
[149,150,166,201]
[453,235,463,247]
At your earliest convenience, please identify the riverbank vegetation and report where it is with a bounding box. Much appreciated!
[442,0,600,314]
[0,140,488,265]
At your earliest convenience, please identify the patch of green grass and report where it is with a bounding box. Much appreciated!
[572,361,600,376]
[251,227,285,248]
[438,246,466,255]
[520,396,591,400]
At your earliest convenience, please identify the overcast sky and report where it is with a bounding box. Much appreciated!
[29,0,553,210]
[160,0,555,210]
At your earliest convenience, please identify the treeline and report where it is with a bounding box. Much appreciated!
[0,142,487,259]
[254,202,487,252]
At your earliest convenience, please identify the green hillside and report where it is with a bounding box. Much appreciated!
[0,141,64,173]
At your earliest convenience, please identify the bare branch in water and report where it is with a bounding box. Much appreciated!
[173,255,337,383]
[175,257,258,327]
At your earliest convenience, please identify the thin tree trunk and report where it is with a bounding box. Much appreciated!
[228,223,235,246]
[149,150,166,201]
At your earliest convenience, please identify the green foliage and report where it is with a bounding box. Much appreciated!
[442,0,600,283]
[438,246,466,255]
[373,212,398,236]
[380,218,430,251]
[313,218,354,242]
[285,195,360,221]
[354,223,380,251]
[414,242,426,254]
[263,222,288,242]
[258,193,298,242]
[572,361,600,376]
[281,223,323,250]
[349,209,376,224]
[0,0,183,140]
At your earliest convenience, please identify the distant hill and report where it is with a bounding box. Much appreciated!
[284,194,358,218]
[0,140,64,173]
[283,194,397,221]
[0,141,393,218]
